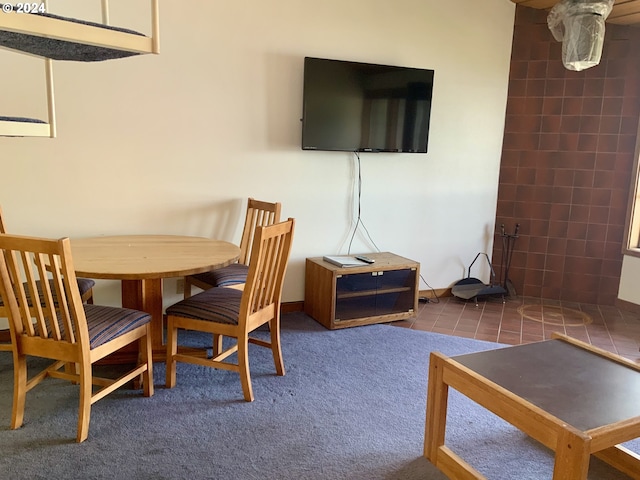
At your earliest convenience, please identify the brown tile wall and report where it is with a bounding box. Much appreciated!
[492,6,640,304]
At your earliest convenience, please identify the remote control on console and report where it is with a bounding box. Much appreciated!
[355,255,375,264]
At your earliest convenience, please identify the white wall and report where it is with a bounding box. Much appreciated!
[619,255,640,305]
[0,0,515,310]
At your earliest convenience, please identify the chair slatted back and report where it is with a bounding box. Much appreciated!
[0,207,9,351]
[0,205,6,234]
[237,198,282,265]
[241,219,294,323]
[0,234,88,355]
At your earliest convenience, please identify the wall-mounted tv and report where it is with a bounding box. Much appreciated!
[301,57,434,153]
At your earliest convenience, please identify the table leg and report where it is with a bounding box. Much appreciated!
[553,428,591,480]
[424,354,488,480]
[121,278,164,351]
[121,278,207,363]
[424,352,449,461]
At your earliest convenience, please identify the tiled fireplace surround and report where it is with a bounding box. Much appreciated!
[493,5,640,305]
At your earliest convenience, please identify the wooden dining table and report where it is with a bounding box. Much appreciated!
[70,235,240,360]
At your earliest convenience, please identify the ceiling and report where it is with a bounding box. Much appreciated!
[510,0,640,25]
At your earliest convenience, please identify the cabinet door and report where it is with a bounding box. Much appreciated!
[335,272,378,321]
[334,268,416,321]
[374,269,416,315]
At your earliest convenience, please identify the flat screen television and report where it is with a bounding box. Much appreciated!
[301,57,434,153]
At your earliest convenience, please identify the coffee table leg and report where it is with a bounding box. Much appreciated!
[424,352,449,461]
[121,278,164,350]
[553,428,591,480]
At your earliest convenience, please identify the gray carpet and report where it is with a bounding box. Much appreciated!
[0,312,638,479]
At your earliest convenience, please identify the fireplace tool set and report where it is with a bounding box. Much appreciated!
[451,223,519,305]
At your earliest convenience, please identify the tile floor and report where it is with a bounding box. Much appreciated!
[391,295,640,363]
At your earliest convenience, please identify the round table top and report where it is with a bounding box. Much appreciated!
[70,235,241,280]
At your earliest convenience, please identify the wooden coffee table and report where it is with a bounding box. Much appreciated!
[424,333,640,479]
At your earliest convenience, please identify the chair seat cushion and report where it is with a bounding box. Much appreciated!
[191,263,249,288]
[84,304,151,349]
[166,287,243,325]
[75,278,96,296]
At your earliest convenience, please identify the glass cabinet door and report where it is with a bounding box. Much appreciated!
[375,269,416,314]
[334,269,416,321]
[335,272,377,321]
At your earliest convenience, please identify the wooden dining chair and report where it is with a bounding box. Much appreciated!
[166,218,295,402]
[0,234,154,442]
[0,205,95,352]
[183,197,282,298]
[0,205,95,304]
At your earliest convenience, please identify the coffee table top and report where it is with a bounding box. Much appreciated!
[453,339,640,431]
[70,235,240,280]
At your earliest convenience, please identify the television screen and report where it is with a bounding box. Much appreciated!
[301,57,434,153]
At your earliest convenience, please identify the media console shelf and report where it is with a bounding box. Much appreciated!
[304,252,419,329]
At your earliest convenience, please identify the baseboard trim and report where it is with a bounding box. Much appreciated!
[282,301,304,313]
[420,288,452,299]
[0,329,9,343]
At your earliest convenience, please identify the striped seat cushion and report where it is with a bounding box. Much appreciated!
[166,287,243,325]
[75,278,96,297]
[84,304,151,349]
[191,263,249,288]
[20,304,150,349]
[0,278,95,307]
